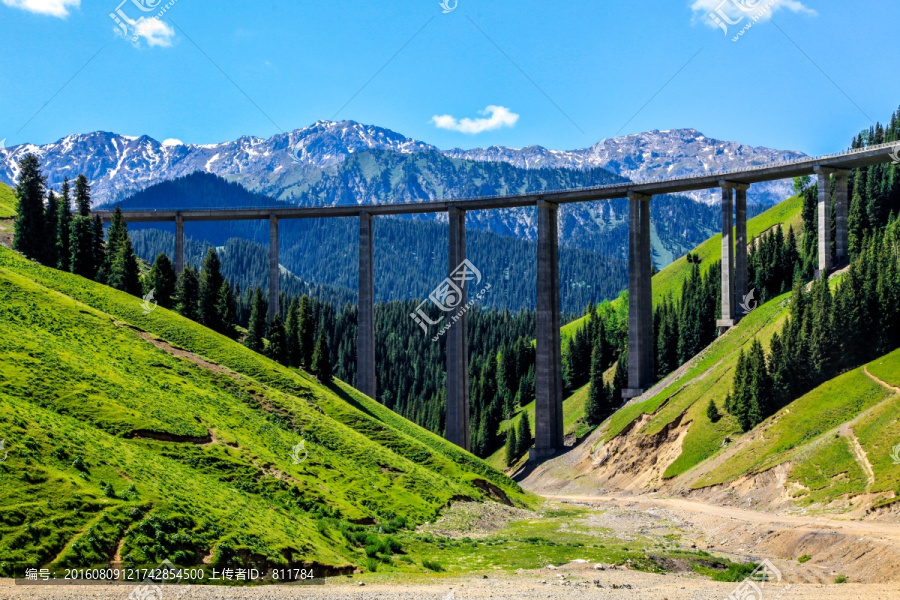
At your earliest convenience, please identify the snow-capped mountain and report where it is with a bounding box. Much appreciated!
[444,128,805,206]
[0,121,804,207]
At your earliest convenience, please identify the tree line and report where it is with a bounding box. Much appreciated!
[722,105,900,430]
[725,218,900,430]
[10,154,336,383]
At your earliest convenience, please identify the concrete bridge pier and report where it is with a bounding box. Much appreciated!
[734,184,749,316]
[534,200,563,457]
[623,192,654,400]
[446,208,470,451]
[833,170,850,266]
[175,213,184,274]
[814,166,833,276]
[717,181,750,332]
[717,183,737,332]
[268,215,280,323]
[357,212,376,399]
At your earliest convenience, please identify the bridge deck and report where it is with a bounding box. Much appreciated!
[92,141,896,222]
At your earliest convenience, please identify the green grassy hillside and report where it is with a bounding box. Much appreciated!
[0,182,15,218]
[590,270,900,509]
[561,194,804,340]
[484,195,806,473]
[0,245,534,577]
[696,348,900,502]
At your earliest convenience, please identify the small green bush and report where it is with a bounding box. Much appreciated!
[421,559,444,572]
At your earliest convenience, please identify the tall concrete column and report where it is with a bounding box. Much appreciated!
[834,170,850,265]
[534,200,563,456]
[734,184,749,319]
[717,183,736,331]
[174,214,184,274]
[815,166,833,276]
[446,208,470,451]
[268,215,280,323]
[623,192,654,399]
[357,212,376,399]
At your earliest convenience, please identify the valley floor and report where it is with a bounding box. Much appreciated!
[4,493,900,598]
[1,566,897,599]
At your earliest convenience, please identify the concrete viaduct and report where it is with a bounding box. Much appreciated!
[94,141,898,458]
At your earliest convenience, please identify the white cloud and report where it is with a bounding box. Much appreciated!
[162,139,183,147]
[431,105,519,135]
[132,17,175,47]
[691,0,816,28]
[1,0,79,17]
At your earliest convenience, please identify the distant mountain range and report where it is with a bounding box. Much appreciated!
[0,121,802,279]
[0,120,804,208]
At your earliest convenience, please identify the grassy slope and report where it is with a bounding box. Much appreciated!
[560,193,804,341]
[0,182,15,218]
[0,246,534,574]
[485,195,806,472]
[596,274,900,507]
[697,350,900,501]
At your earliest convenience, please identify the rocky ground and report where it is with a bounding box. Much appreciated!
[2,568,897,600]
[6,495,900,599]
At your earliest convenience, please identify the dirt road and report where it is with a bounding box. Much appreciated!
[546,493,900,586]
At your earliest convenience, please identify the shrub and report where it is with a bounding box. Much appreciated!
[707,399,722,423]
[421,559,444,572]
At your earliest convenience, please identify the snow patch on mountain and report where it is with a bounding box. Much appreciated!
[0,121,804,208]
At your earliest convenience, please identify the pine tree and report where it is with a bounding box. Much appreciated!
[706,399,721,423]
[44,189,58,267]
[12,154,46,261]
[848,169,868,257]
[612,347,628,400]
[516,411,531,457]
[104,209,141,296]
[56,178,72,271]
[267,314,287,365]
[199,248,226,331]
[100,207,129,283]
[585,343,606,426]
[808,276,834,379]
[215,282,235,334]
[516,364,535,407]
[73,175,91,217]
[146,253,177,309]
[730,349,751,430]
[91,216,105,281]
[298,294,315,368]
[564,322,592,392]
[285,297,301,367]
[800,184,819,276]
[739,339,773,431]
[245,287,267,352]
[312,332,332,382]
[175,266,200,321]
[505,426,518,467]
[107,234,142,296]
[69,216,95,278]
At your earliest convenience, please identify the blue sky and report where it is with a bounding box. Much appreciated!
[0,0,897,156]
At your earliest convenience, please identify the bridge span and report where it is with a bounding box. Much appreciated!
[93,140,899,458]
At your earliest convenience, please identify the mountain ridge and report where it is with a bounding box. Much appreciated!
[0,121,804,208]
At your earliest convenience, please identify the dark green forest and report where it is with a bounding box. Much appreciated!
[12,105,900,465]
